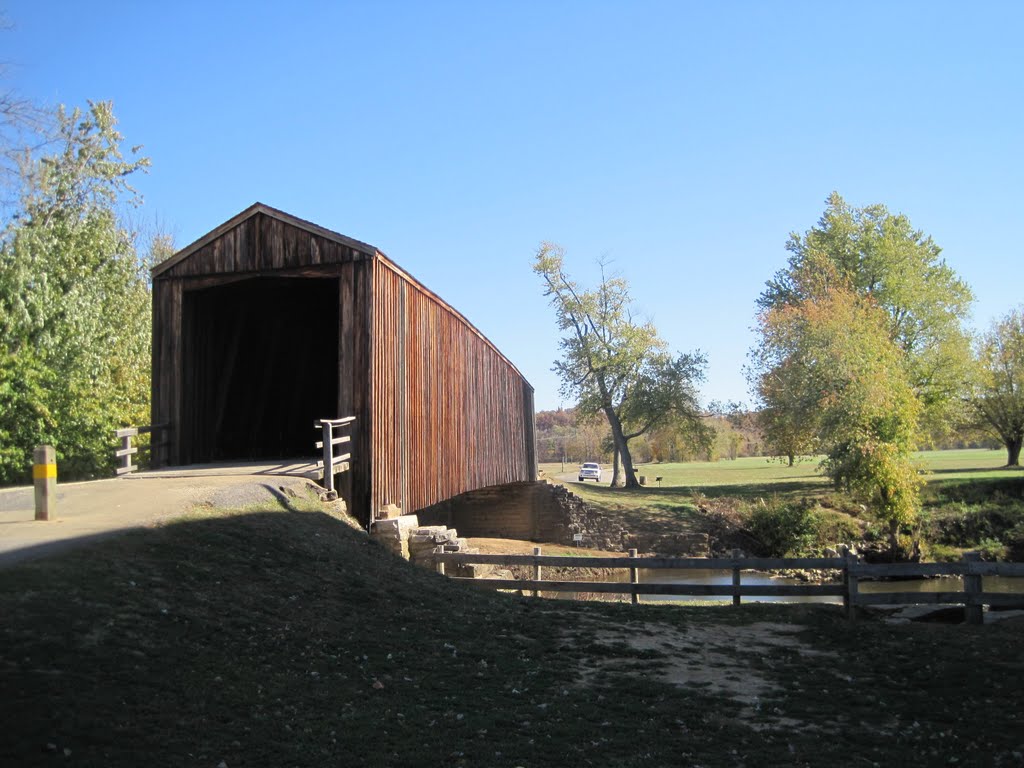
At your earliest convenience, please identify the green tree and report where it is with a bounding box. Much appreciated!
[533,244,708,488]
[759,191,973,439]
[0,101,151,483]
[968,307,1024,466]
[760,283,922,552]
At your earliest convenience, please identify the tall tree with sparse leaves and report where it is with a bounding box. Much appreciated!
[0,100,151,483]
[534,243,708,488]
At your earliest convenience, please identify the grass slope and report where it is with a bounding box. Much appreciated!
[1,503,1022,766]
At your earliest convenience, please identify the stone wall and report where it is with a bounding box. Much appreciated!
[385,481,709,556]
[416,480,626,550]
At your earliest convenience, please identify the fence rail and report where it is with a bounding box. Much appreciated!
[114,424,169,475]
[430,548,1024,624]
[315,417,355,499]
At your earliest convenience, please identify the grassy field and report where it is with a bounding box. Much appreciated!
[1,502,1022,767]
[542,449,1018,493]
[541,450,1024,557]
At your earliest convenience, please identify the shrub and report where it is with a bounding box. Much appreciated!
[811,508,863,548]
[743,498,818,557]
[976,538,1008,562]
[1004,523,1024,562]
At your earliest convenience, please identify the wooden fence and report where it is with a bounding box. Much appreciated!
[114,424,169,475]
[315,416,355,499]
[430,548,1024,625]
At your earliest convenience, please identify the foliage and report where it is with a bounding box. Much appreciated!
[758,191,974,439]
[966,306,1024,466]
[533,244,709,488]
[743,497,818,557]
[755,278,923,546]
[0,101,151,483]
[749,192,974,552]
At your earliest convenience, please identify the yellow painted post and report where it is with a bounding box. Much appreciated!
[33,445,56,521]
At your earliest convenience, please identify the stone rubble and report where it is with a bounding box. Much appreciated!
[369,515,487,577]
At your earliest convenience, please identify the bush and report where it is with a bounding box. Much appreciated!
[925,502,1024,548]
[976,538,1008,562]
[811,508,863,548]
[1004,523,1024,561]
[743,498,818,557]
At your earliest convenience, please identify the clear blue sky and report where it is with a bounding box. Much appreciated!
[5,1,1022,411]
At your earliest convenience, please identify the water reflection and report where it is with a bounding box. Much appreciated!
[637,569,1024,605]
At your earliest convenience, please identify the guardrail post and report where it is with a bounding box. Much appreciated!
[844,549,859,622]
[33,445,56,521]
[320,420,336,498]
[629,548,639,605]
[533,546,542,598]
[962,551,983,626]
[731,548,742,607]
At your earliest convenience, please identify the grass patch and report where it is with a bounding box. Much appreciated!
[1,504,1023,766]
[544,451,1024,557]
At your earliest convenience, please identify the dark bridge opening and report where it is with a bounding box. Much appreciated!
[180,277,339,464]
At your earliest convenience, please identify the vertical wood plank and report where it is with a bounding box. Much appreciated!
[629,548,639,606]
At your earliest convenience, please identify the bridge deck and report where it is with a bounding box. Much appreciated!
[0,460,326,568]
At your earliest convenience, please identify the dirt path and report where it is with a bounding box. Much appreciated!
[0,462,323,568]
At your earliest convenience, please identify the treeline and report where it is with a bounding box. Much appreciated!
[536,406,1002,467]
[0,98,161,485]
[535,407,764,465]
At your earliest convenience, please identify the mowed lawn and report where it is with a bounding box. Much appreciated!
[540,450,1021,535]
[543,449,1017,493]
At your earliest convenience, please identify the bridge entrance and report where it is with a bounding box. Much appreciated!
[180,277,339,464]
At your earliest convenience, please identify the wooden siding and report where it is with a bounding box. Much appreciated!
[370,259,536,515]
[151,211,373,497]
[157,211,373,279]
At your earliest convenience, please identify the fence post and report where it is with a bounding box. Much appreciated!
[731,548,742,607]
[629,548,639,605]
[33,445,56,521]
[962,551,983,626]
[840,545,850,615]
[845,549,859,622]
[533,546,542,598]
[320,420,336,499]
[120,431,134,474]
[435,546,445,576]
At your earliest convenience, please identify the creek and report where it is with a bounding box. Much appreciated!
[637,568,1024,604]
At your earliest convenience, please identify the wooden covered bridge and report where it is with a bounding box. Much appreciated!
[151,203,536,524]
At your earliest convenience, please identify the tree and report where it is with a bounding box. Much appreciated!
[968,307,1024,466]
[534,244,708,488]
[760,282,922,552]
[0,101,151,483]
[759,192,973,440]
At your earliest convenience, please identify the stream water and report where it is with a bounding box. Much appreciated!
[636,569,1024,605]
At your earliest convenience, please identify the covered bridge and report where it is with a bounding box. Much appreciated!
[151,203,536,523]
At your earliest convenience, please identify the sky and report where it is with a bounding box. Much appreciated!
[4,1,1022,411]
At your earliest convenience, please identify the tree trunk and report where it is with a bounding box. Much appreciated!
[787,453,795,467]
[1007,437,1022,467]
[611,449,622,487]
[888,517,900,560]
[605,407,640,489]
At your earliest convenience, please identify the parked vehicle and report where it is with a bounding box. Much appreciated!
[578,462,602,482]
